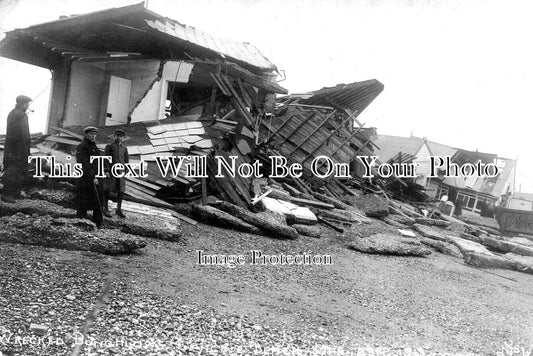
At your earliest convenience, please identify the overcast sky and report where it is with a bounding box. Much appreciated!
[1,0,533,191]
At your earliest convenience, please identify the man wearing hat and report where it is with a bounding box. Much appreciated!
[103,128,129,218]
[2,95,32,203]
[75,126,105,227]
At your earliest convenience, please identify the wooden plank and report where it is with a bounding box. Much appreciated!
[147,125,167,135]
[318,216,344,232]
[225,149,253,203]
[44,135,81,146]
[261,114,294,142]
[219,75,255,127]
[125,184,170,207]
[201,177,207,206]
[154,179,175,187]
[251,189,273,206]
[287,103,335,110]
[290,197,335,210]
[126,177,161,191]
[210,73,231,95]
[50,127,83,141]
[324,185,339,198]
[237,78,252,107]
[291,176,311,195]
[206,153,248,208]
[211,123,236,132]
[278,111,316,145]
[336,179,358,196]
[300,113,355,165]
[217,117,237,125]
[288,110,336,156]
[231,151,253,202]
[122,191,198,225]
[126,181,158,196]
[219,109,236,122]
[282,182,302,196]
[108,201,174,219]
[314,129,362,171]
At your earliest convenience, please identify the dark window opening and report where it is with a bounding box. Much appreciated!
[166,82,212,118]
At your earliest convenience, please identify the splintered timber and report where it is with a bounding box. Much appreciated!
[28,155,500,179]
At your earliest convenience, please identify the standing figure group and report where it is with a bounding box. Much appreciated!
[75,127,129,228]
[2,94,130,229]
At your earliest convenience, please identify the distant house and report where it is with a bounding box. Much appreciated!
[0,2,287,132]
[374,134,516,213]
[508,192,533,211]
[373,134,456,187]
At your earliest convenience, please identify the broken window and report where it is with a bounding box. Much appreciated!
[166,82,212,118]
[457,193,477,210]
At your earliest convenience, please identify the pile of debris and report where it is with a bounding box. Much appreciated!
[2,74,533,275]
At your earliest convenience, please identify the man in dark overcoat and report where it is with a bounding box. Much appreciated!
[2,95,32,203]
[76,126,104,228]
[103,129,129,218]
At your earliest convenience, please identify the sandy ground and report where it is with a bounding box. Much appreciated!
[1,218,533,355]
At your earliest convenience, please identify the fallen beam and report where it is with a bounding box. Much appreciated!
[210,201,298,239]
[191,204,262,235]
[289,197,335,210]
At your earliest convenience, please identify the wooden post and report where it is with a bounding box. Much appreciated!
[206,64,221,117]
[201,177,207,206]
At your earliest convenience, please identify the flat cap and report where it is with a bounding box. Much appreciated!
[83,126,98,133]
[16,95,32,105]
[114,129,125,136]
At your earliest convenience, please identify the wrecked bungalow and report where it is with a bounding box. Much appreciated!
[0,2,286,129]
[3,5,533,278]
[0,2,386,212]
[0,3,290,207]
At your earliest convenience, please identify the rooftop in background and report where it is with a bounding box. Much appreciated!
[0,2,278,74]
[374,134,515,199]
[374,134,458,163]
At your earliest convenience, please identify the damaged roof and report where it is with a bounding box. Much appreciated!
[0,2,277,73]
[277,79,384,121]
[374,134,458,163]
[301,80,384,115]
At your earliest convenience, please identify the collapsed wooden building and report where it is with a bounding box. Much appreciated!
[4,4,533,277]
[0,2,390,233]
[0,3,284,204]
[259,81,383,181]
[0,3,385,208]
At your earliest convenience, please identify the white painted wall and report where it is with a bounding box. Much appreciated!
[130,61,194,123]
[63,62,106,127]
[413,142,431,186]
[130,80,164,123]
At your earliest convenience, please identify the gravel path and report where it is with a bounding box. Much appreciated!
[1,220,533,355]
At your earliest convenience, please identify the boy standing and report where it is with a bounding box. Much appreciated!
[103,129,129,218]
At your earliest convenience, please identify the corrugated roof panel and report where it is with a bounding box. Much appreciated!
[301,80,384,115]
[1,4,277,73]
[145,17,275,70]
